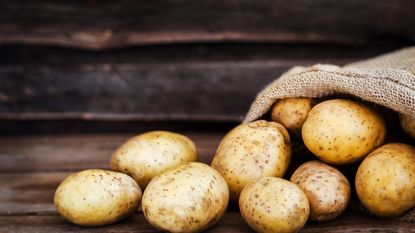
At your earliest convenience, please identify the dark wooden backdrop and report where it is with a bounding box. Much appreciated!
[0,0,414,128]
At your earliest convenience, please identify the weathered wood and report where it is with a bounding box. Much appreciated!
[0,132,313,173]
[0,132,414,231]
[0,133,223,172]
[0,61,290,122]
[0,212,413,233]
[0,44,407,122]
[0,1,414,49]
[0,120,237,135]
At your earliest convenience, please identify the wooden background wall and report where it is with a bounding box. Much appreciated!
[0,0,414,131]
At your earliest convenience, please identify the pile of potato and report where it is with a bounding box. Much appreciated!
[54,98,415,233]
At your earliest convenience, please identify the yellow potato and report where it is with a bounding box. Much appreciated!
[271,98,313,136]
[142,162,229,233]
[54,169,141,227]
[302,99,386,165]
[355,143,415,217]
[400,114,415,139]
[290,161,350,221]
[211,120,291,201]
[110,131,197,189]
[239,177,309,233]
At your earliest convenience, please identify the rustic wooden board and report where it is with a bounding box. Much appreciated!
[0,44,408,122]
[0,0,414,49]
[0,133,222,172]
[0,132,314,173]
[0,132,414,232]
[1,211,414,233]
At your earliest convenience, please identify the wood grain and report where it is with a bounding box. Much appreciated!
[0,133,222,172]
[0,44,407,122]
[0,133,414,232]
[0,212,413,233]
[0,0,414,49]
[0,133,314,173]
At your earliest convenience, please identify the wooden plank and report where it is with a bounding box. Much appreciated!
[0,44,406,122]
[0,213,248,233]
[0,132,313,173]
[0,131,314,173]
[0,1,414,49]
[0,120,238,135]
[0,132,414,231]
[0,172,65,215]
[0,212,413,233]
[0,133,223,172]
[0,60,292,122]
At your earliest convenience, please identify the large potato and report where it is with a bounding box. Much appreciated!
[239,177,309,233]
[302,99,386,165]
[54,169,142,227]
[142,162,229,233]
[211,120,291,201]
[290,161,350,221]
[110,131,197,189]
[400,114,415,139]
[271,98,313,136]
[355,143,415,217]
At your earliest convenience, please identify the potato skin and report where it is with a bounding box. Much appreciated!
[290,161,350,221]
[211,120,291,201]
[110,131,197,189]
[355,143,415,217]
[271,98,313,136]
[400,114,415,139]
[239,177,309,233]
[142,162,229,233]
[54,169,142,227]
[302,99,386,165]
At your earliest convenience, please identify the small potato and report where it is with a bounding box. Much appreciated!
[239,177,309,233]
[355,143,415,217]
[302,99,386,165]
[290,161,350,221]
[142,162,229,233]
[54,169,142,227]
[271,98,313,136]
[400,114,415,139]
[211,120,291,201]
[110,131,197,189]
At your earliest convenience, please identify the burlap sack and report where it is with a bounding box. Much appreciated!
[244,47,415,221]
[245,47,415,122]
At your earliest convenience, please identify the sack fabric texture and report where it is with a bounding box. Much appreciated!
[244,47,415,221]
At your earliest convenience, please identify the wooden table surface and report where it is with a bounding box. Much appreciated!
[1,132,414,232]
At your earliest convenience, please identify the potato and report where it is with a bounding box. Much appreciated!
[211,120,291,201]
[142,162,229,233]
[400,114,415,139]
[302,99,386,165]
[239,177,309,233]
[290,161,350,221]
[355,143,415,217]
[271,98,313,136]
[110,131,197,189]
[54,169,142,227]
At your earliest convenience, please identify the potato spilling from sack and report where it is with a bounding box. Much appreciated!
[239,177,310,233]
[211,120,291,201]
[302,99,386,165]
[291,161,350,221]
[110,131,197,189]
[142,162,229,233]
[355,143,415,217]
[54,169,142,227]
[271,97,313,136]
